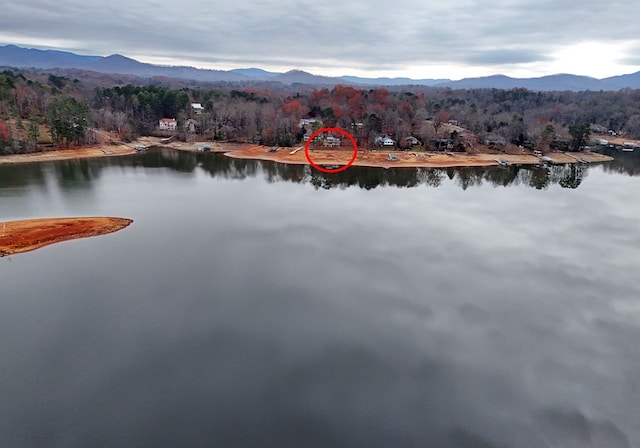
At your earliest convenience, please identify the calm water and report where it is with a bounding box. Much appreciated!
[1,150,640,448]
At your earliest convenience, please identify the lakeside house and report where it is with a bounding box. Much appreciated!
[159,118,177,131]
[324,136,341,147]
[191,103,204,115]
[299,118,319,127]
[482,135,506,148]
[184,119,199,133]
[431,138,453,150]
[404,136,420,146]
[375,135,396,147]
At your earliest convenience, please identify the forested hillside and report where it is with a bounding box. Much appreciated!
[1,68,640,155]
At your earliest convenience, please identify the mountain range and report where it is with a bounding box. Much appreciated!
[2,44,640,91]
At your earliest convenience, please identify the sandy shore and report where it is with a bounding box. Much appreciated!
[224,145,614,168]
[0,217,133,257]
[0,138,614,168]
[0,142,142,165]
[0,137,236,165]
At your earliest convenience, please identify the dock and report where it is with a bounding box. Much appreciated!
[563,152,589,164]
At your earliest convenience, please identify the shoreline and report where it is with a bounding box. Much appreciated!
[0,217,133,257]
[223,145,614,168]
[0,137,614,168]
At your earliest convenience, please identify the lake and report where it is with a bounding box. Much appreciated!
[1,150,640,448]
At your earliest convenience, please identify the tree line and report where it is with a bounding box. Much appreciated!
[2,68,640,155]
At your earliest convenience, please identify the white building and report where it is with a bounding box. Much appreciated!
[375,135,395,147]
[159,118,177,131]
[324,136,341,147]
[191,103,204,115]
[299,118,319,127]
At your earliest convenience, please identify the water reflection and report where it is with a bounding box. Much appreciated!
[53,159,103,191]
[2,148,640,448]
[132,150,598,191]
[0,162,47,189]
[3,148,638,193]
[597,147,640,177]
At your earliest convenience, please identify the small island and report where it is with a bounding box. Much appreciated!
[0,217,133,257]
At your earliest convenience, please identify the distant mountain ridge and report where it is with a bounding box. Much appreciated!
[230,68,279,77]
[2,44,640,91]
[339,75,448,86]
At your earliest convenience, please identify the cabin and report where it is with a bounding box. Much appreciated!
[299,118,319,127]
[375,135,396,147]
[404,136,420,146]
[159,118,177,131]
[324,136,341,147]
[482,135,506,148]
[431,138,453,150]
[184,119,199,133]
[550,138,570,151]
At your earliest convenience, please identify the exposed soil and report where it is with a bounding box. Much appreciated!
[0,138,614,168]
[0,142,138,164]
[224,145,614,168]
[0,217,133,257]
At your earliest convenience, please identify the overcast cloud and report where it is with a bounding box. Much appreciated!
[3,0,640,79]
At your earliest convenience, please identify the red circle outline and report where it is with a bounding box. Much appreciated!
[304,128,358,173]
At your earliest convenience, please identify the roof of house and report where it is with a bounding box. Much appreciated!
[160,118,176,122]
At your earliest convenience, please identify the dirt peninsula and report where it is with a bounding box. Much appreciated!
[0,217,133,257]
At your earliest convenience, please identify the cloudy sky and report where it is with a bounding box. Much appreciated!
[3,0,640,80]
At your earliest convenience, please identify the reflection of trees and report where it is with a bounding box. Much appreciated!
[0,163,47,189]
[559,164,586,189]
[54,158,102,190]
[483,165,520,187]
[417,168,446,187]
[6,148,611,192]
[254,160,592,191]
[455,167,485,190]
[597,148,640,176]
[527,166,551,190]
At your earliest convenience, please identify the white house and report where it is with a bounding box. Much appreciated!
[159,118,177,131]
[191,103,204,114]
[324,136,341,147]
[299,118,319,127]
[375,135,395,147]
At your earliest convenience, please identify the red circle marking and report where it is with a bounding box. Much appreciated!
[304,127,358,173]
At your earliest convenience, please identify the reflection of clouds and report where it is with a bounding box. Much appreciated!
[458,303,491,323]
[1,160,640,447]
[535,408,631,448]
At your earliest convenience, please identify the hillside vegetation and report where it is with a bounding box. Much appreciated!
[2,68,640,155]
